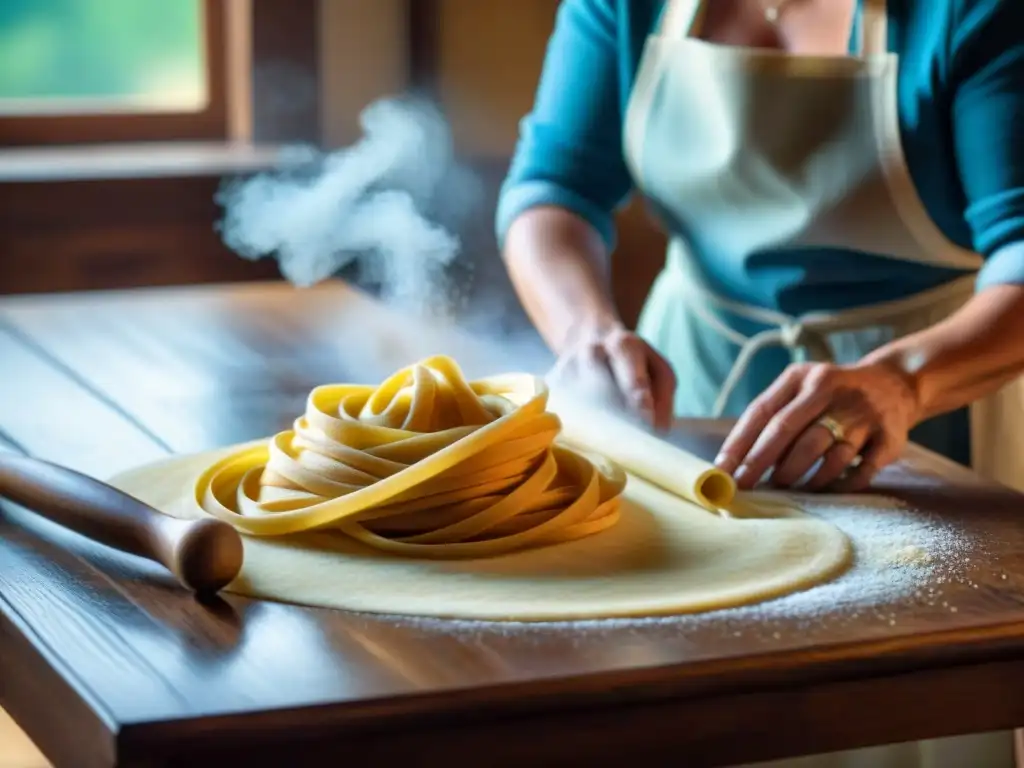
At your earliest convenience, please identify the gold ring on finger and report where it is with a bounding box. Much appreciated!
[816,414,848,444]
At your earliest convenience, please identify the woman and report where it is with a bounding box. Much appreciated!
[496,0,1024,765]
[497,0,1024,496]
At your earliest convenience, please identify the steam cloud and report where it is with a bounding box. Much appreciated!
[213,95,655,440]
[215,94,558,386]
[215,97,482,318]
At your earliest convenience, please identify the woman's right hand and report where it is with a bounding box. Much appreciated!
[500,207,675,429]
[548,321,678,432]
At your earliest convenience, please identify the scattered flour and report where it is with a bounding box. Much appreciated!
[764,494,970,613]
[371,492,986,639]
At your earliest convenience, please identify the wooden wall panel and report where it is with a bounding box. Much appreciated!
[435,0,559,159]
[0,177,280,296]
[250,0,322,144]
[320,0,410,147]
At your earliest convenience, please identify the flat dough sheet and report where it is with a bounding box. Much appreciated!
[108,441,852,622]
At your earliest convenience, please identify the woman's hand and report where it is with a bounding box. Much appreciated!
[714,359,923,493]
[548,322,678,432]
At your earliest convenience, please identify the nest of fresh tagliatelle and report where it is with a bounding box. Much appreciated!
[191,355,628,558]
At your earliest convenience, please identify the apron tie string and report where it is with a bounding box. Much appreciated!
[669,257,975,418]
[712,322,835,418]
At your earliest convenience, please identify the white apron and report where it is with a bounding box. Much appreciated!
[621,0,1024,765]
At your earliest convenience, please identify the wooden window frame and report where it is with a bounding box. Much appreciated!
[0,0,230,147]
[0,0,323,297]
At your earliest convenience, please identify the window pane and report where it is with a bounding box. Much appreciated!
[0,0,205,115]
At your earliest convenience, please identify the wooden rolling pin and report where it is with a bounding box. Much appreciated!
[0,453,243,594]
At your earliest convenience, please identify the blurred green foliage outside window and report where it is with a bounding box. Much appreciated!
[0,0,205,114]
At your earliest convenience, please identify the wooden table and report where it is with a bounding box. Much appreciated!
[2,280,1024,768]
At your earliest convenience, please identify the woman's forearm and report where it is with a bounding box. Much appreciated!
[865,283,1024,420]
[502,206,622,352]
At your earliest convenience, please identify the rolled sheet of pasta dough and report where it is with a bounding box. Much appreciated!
[546,390,737,512]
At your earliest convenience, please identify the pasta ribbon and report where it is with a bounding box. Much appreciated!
[194,355,626,558]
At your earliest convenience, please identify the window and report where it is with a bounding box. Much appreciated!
[0,0,206,114]
[0,0,228,145]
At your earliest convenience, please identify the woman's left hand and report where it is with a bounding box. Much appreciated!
[714,359,923,493]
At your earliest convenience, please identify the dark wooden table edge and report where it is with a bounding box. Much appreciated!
[105,618,1024,764]
[1,595,117,768]
[7,512,1024,768]
[116,652,1024,767]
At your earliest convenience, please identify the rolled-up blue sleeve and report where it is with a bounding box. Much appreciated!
[495,0,634,251]
[949,0,1024,289]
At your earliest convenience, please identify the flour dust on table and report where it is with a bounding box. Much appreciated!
[374,490,977,636]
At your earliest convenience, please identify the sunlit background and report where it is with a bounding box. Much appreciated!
[0,0,206,114]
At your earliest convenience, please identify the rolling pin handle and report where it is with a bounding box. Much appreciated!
[0,453,243,594]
